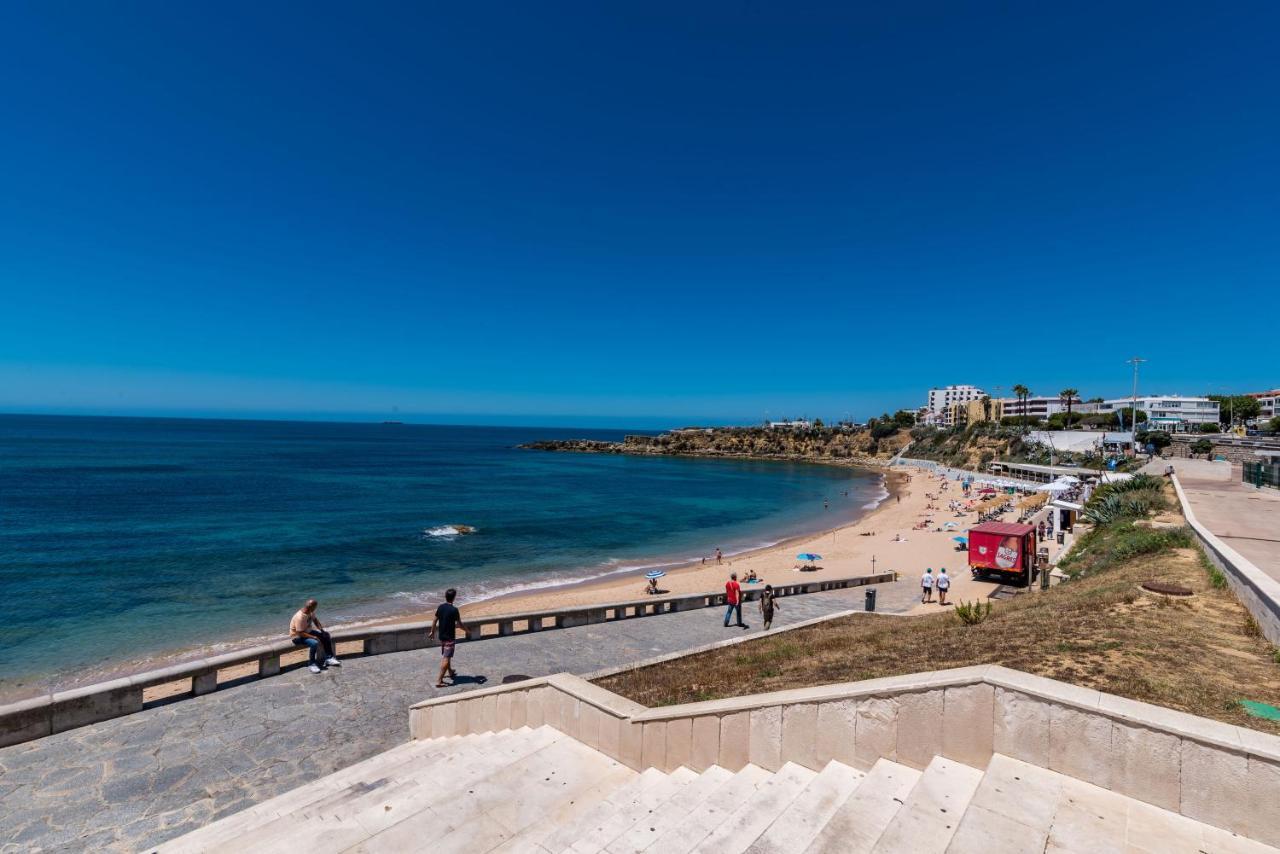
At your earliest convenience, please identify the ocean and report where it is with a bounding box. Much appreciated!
[0,415,885,697]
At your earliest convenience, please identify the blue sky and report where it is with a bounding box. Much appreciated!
[0,3,1275,428]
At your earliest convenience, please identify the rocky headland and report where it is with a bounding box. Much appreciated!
[520,425,910,467]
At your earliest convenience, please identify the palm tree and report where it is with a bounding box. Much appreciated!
[1059,388,1078,429]
[1012,384,1031,433]
[981,395,992,423]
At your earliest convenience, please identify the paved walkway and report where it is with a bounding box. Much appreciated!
[0,580,915,852]
[1178,470,1280,582]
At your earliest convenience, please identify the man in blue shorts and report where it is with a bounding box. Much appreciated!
[429,587,469,688]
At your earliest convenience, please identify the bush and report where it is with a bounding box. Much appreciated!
[1191,439,1214,456]
[1198,423,1220,434]
[1059,522,1193,577]
[953,600,992,626]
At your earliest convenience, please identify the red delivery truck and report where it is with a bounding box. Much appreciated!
[968,521,1038,586]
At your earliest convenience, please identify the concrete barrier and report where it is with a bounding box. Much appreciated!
[0,571,893,748]
[1171,473,1280,645]
[409,664,1280,848]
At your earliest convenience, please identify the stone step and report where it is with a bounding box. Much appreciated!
[691,762,818,853]
[801,759,923,854]
[205,728,560,853]
[948,753,1280,854]
[156,735,467,853]
[490,762,640,853]
[869,756,983,854]
[744,760,865,854]
[647,764,772,854]
[569,766,701,853]
[349,736,632,853]
[539,767,671,854]
[604,765,736,854]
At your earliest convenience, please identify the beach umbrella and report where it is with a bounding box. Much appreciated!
[644,570,666,579]
[942,521,959,529]
[796,553,822,562]
[952,536,968,543]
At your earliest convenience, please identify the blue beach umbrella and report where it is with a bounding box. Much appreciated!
[952,536,968,544]
[645,570,666,579]
[796,553,822,562]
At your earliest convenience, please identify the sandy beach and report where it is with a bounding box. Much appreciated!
[127,465,1058,704]
[451,466,1045,620]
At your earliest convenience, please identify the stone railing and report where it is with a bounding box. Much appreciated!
[1171,473,1280,645]
[408,664,1280,847]
[0,572,892,748]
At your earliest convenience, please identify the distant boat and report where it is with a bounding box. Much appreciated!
[382,420,403,425]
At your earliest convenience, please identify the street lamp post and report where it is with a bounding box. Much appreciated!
[1127,357,1146,437]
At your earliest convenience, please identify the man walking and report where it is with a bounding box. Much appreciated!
[920,568,934,604]
[724,572,746,628]
[936,567,951,605]
[290,599,340,674]
[429,587,469,688]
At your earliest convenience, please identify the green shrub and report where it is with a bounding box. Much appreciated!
[1059,523,1193,578]
[954,600,992,626]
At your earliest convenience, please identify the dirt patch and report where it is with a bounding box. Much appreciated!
[596,546,1280,735]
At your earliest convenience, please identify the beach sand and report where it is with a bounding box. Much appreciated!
[136,467,1059,702]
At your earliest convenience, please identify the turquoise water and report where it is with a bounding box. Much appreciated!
[0,415,884,694]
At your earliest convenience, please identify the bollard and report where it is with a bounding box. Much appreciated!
[865,588,877,612]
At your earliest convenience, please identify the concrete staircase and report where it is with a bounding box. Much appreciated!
[157,726,1278,853]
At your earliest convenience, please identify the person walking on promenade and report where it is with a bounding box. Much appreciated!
[936,567,951,605]
[920,568,934,604]
[759,584,779,630]
[430,587,469,688]
[290,599,340,674]
[724,572,746,628]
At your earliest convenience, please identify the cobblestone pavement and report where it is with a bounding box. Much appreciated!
[0,580,914,852]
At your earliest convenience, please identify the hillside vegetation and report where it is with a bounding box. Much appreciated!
[523,424,912,465]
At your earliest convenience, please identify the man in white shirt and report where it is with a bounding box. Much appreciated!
[936,568,951,605]
[920,568,934,604]
[290,599,341,674]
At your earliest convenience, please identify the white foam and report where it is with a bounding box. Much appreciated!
[423,524,477,538]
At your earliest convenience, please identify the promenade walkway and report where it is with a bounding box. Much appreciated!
[0,579,914,852]
[1173,463,1280,582]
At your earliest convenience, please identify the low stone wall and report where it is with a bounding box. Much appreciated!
[0,572,892,749]
[1171,473,1280,645]
[408,665,1280,847]
[1170,434,1280,463]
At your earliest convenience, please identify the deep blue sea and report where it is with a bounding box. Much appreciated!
[0,415,883,696]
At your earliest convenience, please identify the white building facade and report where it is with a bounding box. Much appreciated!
[1097,396,1219,432]
[925,385,985,426]
[998,396,1083,420]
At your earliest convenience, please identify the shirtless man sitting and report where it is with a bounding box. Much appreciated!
[290,599,340,674]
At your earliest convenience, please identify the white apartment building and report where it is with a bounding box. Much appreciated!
[1097,396,1219,432]
[925,385,985,426]
[1248,389,1280,421]
[998,396,1083,419]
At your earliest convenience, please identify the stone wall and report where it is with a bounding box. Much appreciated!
[409,666,1280,847]
[1170,434,1280,463]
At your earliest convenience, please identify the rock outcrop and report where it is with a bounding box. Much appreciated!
[521,426,909,466]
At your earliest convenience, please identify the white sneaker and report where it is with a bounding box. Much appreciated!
[309,663,322,674]
[325,657,341,666]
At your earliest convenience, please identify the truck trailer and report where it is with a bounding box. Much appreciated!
[967,521,1038,586]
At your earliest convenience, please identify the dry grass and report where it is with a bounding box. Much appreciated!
[596,544,1280,735]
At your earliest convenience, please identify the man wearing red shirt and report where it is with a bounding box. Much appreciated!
[724,572,746,628]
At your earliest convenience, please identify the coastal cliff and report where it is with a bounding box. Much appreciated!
[521,425,910,466]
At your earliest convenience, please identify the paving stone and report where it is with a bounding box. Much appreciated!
[0,582,911,850]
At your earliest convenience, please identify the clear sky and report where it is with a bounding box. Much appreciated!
[1,3,1275,428]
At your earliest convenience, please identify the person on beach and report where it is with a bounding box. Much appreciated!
[429,587,469,688]
[724,572,746,628]
[290,599,340,674]
[759,584,779,630]
[715,548,723,565]
[936,568,951,605]
[921,568,934,604]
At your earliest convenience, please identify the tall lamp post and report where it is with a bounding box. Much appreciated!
[1126,357,1146,437]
